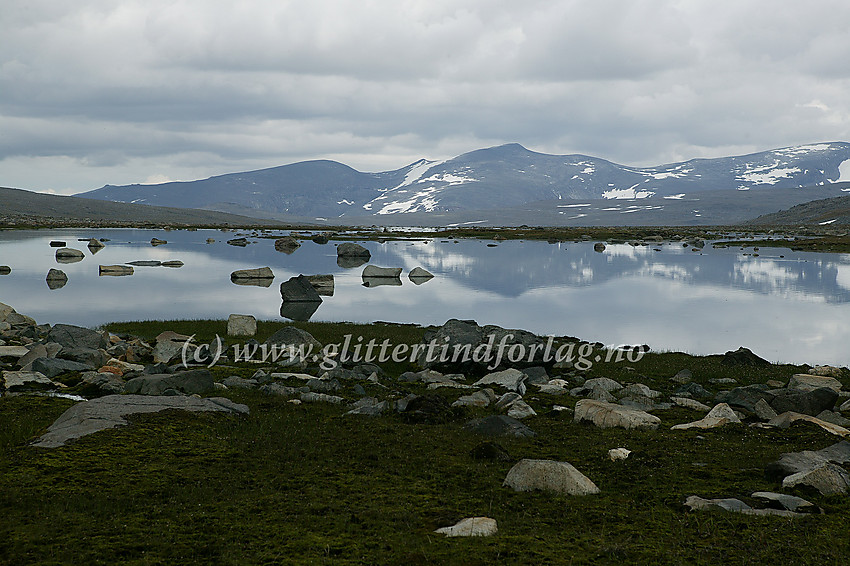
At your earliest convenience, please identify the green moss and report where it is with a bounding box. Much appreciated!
[3,321,849,564]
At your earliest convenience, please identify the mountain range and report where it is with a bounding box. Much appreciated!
[77,142,850,225]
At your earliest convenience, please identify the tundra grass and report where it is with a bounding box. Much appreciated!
[2,321,849,564]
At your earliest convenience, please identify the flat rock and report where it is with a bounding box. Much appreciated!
[32,394,248,448]
[503,459,600,496]
[55,248,84,263]
[435,517,497,537]
[127,260,162,267]
[788,374,843,392]
[684,495,751,513]
[47,324,109,351]
[671,397,711,412]
[765,441,850,480]
[31,357,94,378]
[231,267,274,280]
[583,377,623,393]
[274,237,301,254]
[782,463,850,495]
[452,390,494,408]
[0,346,30,359]
[473,368,527,394]
[123,369,215,396]
[574,399,660,430]
[766,411,849,437]
[98,265,134,276]
[751,492,817,513]
[2,370,54,391]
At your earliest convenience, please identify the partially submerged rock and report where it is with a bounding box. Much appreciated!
[99,265,134,276]
[55,248,84,264]
[408,266,434,284]
[45,268,67,290]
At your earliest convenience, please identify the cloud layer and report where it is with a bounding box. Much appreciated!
[3,0,850,194]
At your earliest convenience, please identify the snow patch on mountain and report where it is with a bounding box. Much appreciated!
[603,187,656,199]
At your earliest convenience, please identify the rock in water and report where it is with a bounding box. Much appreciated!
[280,275,323,303]
[227,237,249,247]
[0,266,11,275]
[408,266,434,284]
[45,268,67,290]
[503,459,600,496]
[55,248,84,264]
[274,237,301,254]
[230,267,275,287]
[337,242,371,258]
[305,274,334,296]
[99,265,134,276]
[87,238,105,253]
[150,238,167,246]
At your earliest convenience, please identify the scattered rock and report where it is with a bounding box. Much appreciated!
[765,441,850,480]
[32,394,248,448]
[30,357,94,379]
[452,390,495,408]
[463,415,536,438]
[400,394,453,424]
[221,376,258,389]
[55,248,84,264]
[574,399,661,430]
[788,374,843,392]
[49,241,66,247]
[280,275,323,303]
[227,314,257,337]
[45,268,67,290]
[783,463,850,496]
[300,391,345,404]
[123,369,215,396]
[337,242,371,258]
[274,237,301,254]
[435,517,498,538]
[503,459,600,496]
[127,260,162,267]
[87,238,105,252]
[473,369,527,394]
[1,370,54,391]
[48,324,109,351]
[754,398,778,421]
[608,448,631,461]
[227,237,250,247]
[671,397,711,412]
[311,234,329,245]
[769,387,838,417]
[766,411,849,437]
[99,265,134,276]
[593,242,606,252]
[150,238,167,246]
[809,365,843,378]
[506,399,537,420]
[671,403,741,430]
[408,267,434,284]
[231,267,274,285]
[0,266,10,275]
[751,492,818,513]
[671,369,693,384]
[161,260,184,268]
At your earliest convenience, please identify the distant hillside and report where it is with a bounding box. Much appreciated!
[748,194,850,226]
[0,187,284,227]
[77,142,850,225]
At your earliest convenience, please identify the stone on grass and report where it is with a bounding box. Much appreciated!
[503,459,600,496]
[506,399,537,420]
[609,448,631,461]
[583,377,622,393]
[227,314,257,337]
[751,492,817,513]
[765,441,850,480]
[1,370,54,391]
[782,463,850,496]
[766,412,849,437]
[32,394,248,448]
[684,496,751,513]
[452,390,494,408]
[123,369,215,396]
[574,399,660,430]
[463,415,535,438]
[435,517,498,538]
[754,398,778,421]
[671,403,740,430]
[473,369,527,394]
[299,392,345,404]
[671,397,711,412]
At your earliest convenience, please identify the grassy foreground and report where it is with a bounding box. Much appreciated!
[2,320,850,565]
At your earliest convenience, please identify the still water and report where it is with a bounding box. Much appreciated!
[1,228,849,367]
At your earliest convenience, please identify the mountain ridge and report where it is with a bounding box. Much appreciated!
[77,142,850,223]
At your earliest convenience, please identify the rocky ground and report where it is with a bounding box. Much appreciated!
[3,303,850,563]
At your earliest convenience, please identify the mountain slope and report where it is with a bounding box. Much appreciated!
[78,142,850,221]
[748,194,850,226]
[0,187,283,227]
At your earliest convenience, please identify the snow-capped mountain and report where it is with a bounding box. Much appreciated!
[77,142,850,221]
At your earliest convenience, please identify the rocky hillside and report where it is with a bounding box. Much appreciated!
[748,194,850,226]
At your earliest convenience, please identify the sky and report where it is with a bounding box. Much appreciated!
[3,0,850,195]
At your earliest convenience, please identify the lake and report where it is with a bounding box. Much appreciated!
[1,228,849,367]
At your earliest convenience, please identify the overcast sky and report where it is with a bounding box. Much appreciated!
[3,0,850,195]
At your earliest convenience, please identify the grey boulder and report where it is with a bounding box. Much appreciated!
[123,369,215,395]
